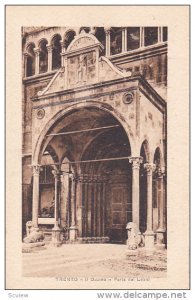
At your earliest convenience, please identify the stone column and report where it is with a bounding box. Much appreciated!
[144,163,156,249]
[102,181,106,237]
[129,157,143,233]
[23,52,28,77]
[69,173,78,241]
[93,181,97,237]
[34,47,40,75]
[76,174,83,239]
[122,27,127,52]
[105,27,111,56]
[46,45,53,72]
[156,168,166,249]
[32,165,41,228]
[60,41,66,67]
[60,172,69,228]
[158,27,163,43]
[87,179,92,237]
[97,180,102,237]
[140,27,145,48]
[51,170,62,246]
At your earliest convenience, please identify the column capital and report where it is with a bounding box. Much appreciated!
[129,156,143,169]
[46,44,53,53]
[104,27,111,35]
[23,52,29,58]
[144,163,156,175]
[34,47,40,56]
[156,166,166,178]
[52,169,61,179]
[60,172,69,182]
[68,172,76,181]
[32,165,42,176]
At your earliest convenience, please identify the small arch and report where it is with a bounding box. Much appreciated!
[26,43,35,77]
[51,34,62,70]
[64,30,76,49]
[38,39,48,74]
[140,139,150,163]
[153,147,162,168]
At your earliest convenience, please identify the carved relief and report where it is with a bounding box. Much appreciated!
[67,51,96,88]
[77,54,87,83]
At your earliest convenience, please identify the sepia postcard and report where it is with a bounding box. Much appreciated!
[5,5,190,290]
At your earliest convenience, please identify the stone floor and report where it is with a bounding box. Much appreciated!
[22,244,167,278]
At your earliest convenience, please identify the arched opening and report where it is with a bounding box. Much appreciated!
[36,106,132,243]
[64,30,76,49]
[95,27,106,55]
[39,39,48,73]
[51,34,62,70]
[110,27,122,55]
[139,140,150,234]
[81,123,131,243]
[26,43,35,76]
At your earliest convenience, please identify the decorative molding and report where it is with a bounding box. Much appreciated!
[37,67,64,96]
[100,56,131,78]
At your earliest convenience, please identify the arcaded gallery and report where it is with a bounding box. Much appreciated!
[22,26,167,249]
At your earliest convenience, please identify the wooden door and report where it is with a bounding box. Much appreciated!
[109,184,131,243]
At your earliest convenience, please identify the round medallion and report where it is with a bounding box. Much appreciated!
[37,108,45,119]
[123,92,134,105]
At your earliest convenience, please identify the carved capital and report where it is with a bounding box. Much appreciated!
[68,172,76,181]
[46,44,53,53]
[23,52,29,58]
[104,27,111,35]
[156,167,166,178]
[60,171,69,181]
[52,169,61,179]
[32,165,41,176]
[144,163,156,175]
[129,157,143,169]
[34,47,40,56]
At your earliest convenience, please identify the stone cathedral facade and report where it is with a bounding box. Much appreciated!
[22,26,167,249]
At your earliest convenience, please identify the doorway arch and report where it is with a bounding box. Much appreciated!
[32,102,135,242]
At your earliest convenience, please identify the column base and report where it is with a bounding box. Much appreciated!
[51,224,62,247]
[69,226,78,241]
[144,231,155,249]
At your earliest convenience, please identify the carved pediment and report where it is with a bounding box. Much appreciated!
[67,32,100,52]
